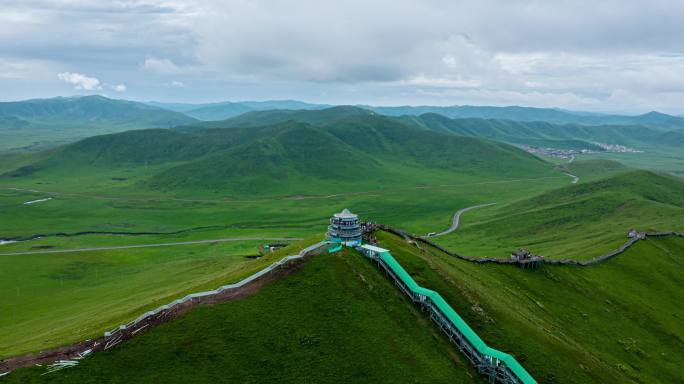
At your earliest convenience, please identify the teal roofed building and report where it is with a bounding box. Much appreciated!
[327,208,362,246]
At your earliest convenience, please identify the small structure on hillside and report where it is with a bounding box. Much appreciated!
[258,243,288,255]
[627,229,645,239]
[511,248,544,269]
[327,208,363,246]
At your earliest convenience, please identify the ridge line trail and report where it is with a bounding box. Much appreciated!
[427,203,497,238]
[1,175,568,204]
[0,237,303,256]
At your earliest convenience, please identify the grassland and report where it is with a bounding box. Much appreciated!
[0,237,323,358]
[0,172,574,359]
[4,249,480,384]
[379,231,684,383]
[433,170,684,260]
[1,106,682,373]
[3,150,680,360]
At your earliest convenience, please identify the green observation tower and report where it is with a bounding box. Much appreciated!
[327,208,362,246]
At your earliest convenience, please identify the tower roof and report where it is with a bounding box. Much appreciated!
[334,208,357,219]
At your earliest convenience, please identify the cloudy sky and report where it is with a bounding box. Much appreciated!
[2,0,684,113]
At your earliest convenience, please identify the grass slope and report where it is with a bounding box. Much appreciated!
[434,170,684,259]
[5,249,479,384]
[379,231,684,384]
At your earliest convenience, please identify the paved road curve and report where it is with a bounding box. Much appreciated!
[0,237,303,256]
[427,203,497,238]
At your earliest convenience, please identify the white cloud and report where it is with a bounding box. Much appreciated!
[3,1,684,113]
[141,57,181,74]
[110,83,127,92]
[57,71,102,90]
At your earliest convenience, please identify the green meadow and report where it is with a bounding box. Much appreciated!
[378,231,684,383]
[433,170,684,260]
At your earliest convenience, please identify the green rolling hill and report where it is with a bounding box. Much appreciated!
[0,96,197,152]
[434,170,684,260]
[183,105,375,129]
[3,112,558,196]
[182,106,683,154]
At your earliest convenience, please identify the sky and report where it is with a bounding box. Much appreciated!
[1,0,684,114]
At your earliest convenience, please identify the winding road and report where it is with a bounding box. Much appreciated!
[564,172,580,184]
[0,237,303,256]
[426,203,497,238]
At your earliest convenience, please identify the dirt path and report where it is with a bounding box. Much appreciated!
[427,203,497,238]
[0,237,302,256]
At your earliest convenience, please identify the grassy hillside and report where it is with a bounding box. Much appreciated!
[5,248,479,384]
[0,96,196,152]
[4,112,558,197]
[434,170,684,259]
[378,231,684,384]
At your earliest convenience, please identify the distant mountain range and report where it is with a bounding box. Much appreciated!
[147,100,327,121]
[149,98,684,129]
[2,95,684,153]
[365,105,684,130]
[184,106,683,150]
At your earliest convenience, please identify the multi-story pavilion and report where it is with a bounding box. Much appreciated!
[327,208,362,246]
